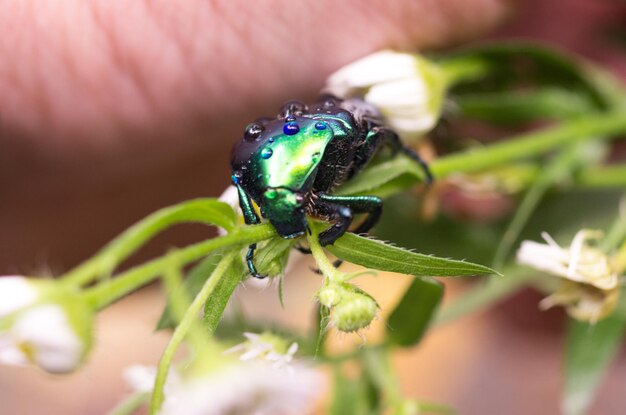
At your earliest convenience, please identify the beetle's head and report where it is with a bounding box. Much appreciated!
[260,187,307,239]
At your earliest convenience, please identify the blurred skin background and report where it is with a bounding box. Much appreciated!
[1,0,626,414]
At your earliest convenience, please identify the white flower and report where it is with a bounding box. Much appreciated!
[0,276,93,373]
[325,50,446,139]
[160,362,321,415]
[0,303,92,373]
[226,332,298,369]
[0,276,40,318]
[516,230,621,322]
[326,50,422,97]
[517,230,617,289]
[124,360,321,415]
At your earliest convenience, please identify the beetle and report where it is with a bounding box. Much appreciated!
[231,95,433,278]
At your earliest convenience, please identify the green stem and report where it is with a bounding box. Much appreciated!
[63,199,237,287]
[161,256,206,352]
[434,269,536,326]
[149,251,238,415]
[83,224,274,310]
[438,56,491,85]
[577,164,626,188]
[107,392,150,415]
[307,222,343,282]
[431,111,626,178]
[492,142,591,269]
[414,402,456,415]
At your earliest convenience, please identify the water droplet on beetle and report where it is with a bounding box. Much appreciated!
[315,122,327,130]
[283,122,300,136]
[261,148,273,159]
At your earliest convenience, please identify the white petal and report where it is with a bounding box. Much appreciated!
[326,50,419,96]
[386,114,437,135]
[124,365,158,393]
[0,341,29,366]
[0,276,39,318]
[365,78,429,109]
[161,363,321,415]
[11,305,82,373]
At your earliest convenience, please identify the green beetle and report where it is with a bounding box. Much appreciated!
[231,96,432,278]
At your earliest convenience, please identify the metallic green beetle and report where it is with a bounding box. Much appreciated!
[231,96,432,278]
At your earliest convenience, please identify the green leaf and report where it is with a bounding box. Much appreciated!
[253,237,293,277]
[314,304,331,357]
[156,251,225,330]
[386,278,443,347]
[455,88,593,125]
[330,369,372,415]
[326,232,498,278]
[337,156,424,196]
[203,256,246,334]
[443,42,614,111]
[563,293,626,415]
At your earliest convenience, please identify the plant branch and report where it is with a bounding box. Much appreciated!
[82,224,274,310]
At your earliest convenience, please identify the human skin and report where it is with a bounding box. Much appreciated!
[0,0,510,271]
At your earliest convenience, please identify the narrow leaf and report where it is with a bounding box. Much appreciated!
[326,232,498,278]
[156,251,224,330]
[337,156,422,196]
[387,278,443,347]
[203,257,246,334]
[563,294,626,415]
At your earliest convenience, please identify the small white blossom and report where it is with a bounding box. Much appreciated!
[517,230,617,289]
[325,50,446,139]
[0,276,40,318]
[217,185,242,236]
[124,364,181,394]
[124,360,321,415]
[0,304,91,373]
[517,230,621,322]
[326,50,421,96]
[160,362,321,415]
[226,332,298,369]
[0,276,93,373]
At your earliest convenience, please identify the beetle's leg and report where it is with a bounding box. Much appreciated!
[318,194,383,235]
[294,245,312,254]
[235,183,266,279]
[353,127,434,184]
[316,194,383,246]
[314,199,353,247]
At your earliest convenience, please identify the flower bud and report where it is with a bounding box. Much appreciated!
[0,276,93,373]
[253,239,292,278]
[331,290,378,333]
[325,50,447,140]
[316,284,344,308]
[0,276,42,318]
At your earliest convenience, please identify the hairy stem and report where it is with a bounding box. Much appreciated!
[149,251,239,415]
[431,111,626,178]
[83,224,274,310]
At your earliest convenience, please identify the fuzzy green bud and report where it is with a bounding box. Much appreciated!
[253,238,292,278]
[331,290,378,332]
[316,285,344,308]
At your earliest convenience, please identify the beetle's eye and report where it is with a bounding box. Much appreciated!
[244,123,264,141]
[279,100,308,118]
